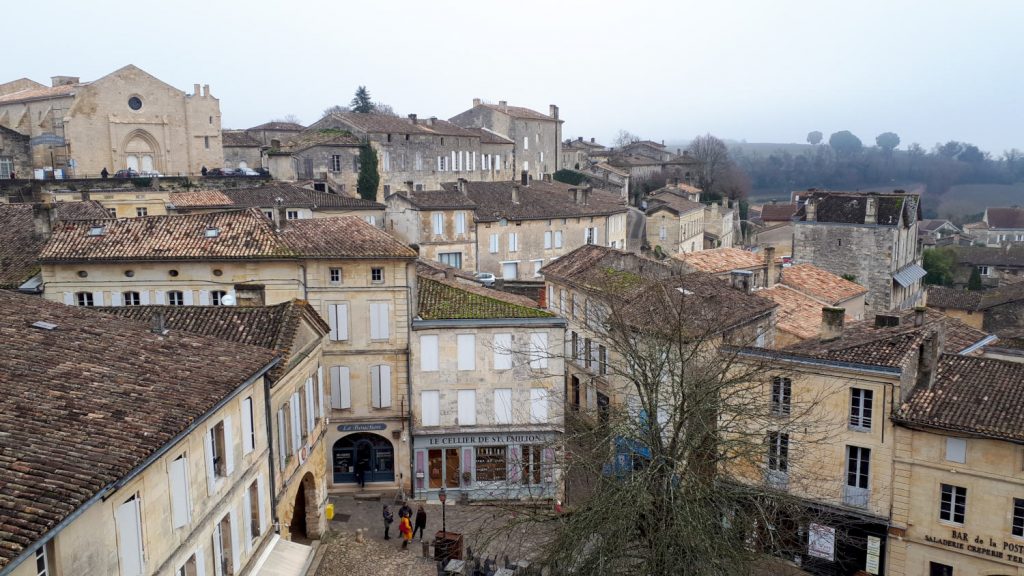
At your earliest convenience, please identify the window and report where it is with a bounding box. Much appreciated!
[767,431,789,472]
[585,227,598,245]
[439,252,462,268]
[365,215,377,226]
[508,232,519,252]
[371,267,384,283]
[940,484,967,524]
[529,332,548,369]
[415,152,423,171]
[330,366,351,409]
[124,291,141,306]
[457,334,476,370]
[331,155,342,172]
[458,389,477,425]
[136,207,148,217]
[945,437,966,464]
[559,289,567,314]
[929,562,953,576]
[850,388,873,430]
[242,396,255,455]
[115,494,145,576]
[599,345,608,375]
[432,212,444,236]
[659,225,667,241]
[979,266,990,276]
[771,377,791,417]
[211,290,228,306]
[34,544,51,576]
[369,302,390,340]
[522,445,543,485]
[169,454,192,529]
[370,365,392,408]
[544,231,552,249]
[248,480,261,539]
[168,291,184,306]
[214,514,235,576]
[107,208,117,217]
[420,334,439,372]
[844,446,870,507]
[1014,498,1024,537]
[455,212,466,235]
[493,333,512,370]
[286,210,299,220]
[76,292,94,307]
[494,388,512,424]
[489,234,499,254]
[328,303,349,341]
[523,136,529,150]
[0,156,12,179]
[209,420,231,478]
[554,230,563,248]
[175,554,198,576]
[421,390,440,426]
[204,136,209,149]
[475,447,507,481]
[530,388,548,423]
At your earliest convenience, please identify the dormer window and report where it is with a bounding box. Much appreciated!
[205,227,220,238]
[88,226,105,236]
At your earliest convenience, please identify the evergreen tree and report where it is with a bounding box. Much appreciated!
[356,144,379,201]
[350,86,373,114]
[968,267,983,290]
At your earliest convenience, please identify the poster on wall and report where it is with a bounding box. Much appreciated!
[865,535,881,574]
[808,523,836,561]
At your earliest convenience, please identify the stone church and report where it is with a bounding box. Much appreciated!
[0,65,223,177]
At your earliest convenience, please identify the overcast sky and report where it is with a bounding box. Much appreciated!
[8,0,1023,152]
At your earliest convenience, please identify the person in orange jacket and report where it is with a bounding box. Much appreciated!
[399,513,413,549]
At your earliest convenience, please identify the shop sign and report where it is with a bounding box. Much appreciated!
[924,528,1024,565]
[865,536,880,574]
[808,523,836,561]
[337,423,387,432]
[421,433,547,446]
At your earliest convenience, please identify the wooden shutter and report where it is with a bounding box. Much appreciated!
[316,366,325,419]
[330,366,351,409]
[222,415,234,475]
[290,393,301,452]
[370,303,390,340]
[92,291,104,306]
[242,398,254,455]
[139,290,150,305]
[276,409,286,470]
[457,334,475,371]
[457,389,476,425]
[204,429,216,494]
[212,523,223,576]
[494,389,512,424]
[493,333,512,370]
[370,366,381,408]
[328,303,349,341]
[63,292,73,305]
[183,291,194,305]
[421,391,440,426]
[110,291,122,306]
[155,290,166,304]
[373,365,391,408]
[229,509,241,574]
[530,388,548,423]
[115,496,144,576]
[242,488,253,553]
[529,332,548,369]
[420,335,439,371]
[304,378,315,433]
[195,546,206,576]
[256,473,268,532]
[169,456,191,528]
[544,231,552,249]
[199,290,210,305]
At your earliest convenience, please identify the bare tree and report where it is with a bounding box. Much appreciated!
[688,134,732,198]
[613,130,641,148]
[271,114,303,125]
[322,104,350,118]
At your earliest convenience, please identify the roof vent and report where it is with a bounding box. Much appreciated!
[87,225,105,236]
[31,321,57,331]
[204,227,220,238]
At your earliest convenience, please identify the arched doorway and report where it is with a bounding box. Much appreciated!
[122,130,161,173]
[289,483,307,540]
[333,433,395,484]
[287,472,321,541]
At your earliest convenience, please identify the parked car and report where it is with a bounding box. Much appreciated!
[474,272,496,287]
[113,168,139,178]
[237,167,259,176]
[139,170,163,177]
[205,168,232,177]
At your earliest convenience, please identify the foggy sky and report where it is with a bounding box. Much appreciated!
[8,0,1023,152]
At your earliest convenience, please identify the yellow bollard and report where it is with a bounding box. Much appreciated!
[326,502,335,521]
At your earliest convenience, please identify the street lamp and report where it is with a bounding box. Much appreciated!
[438,487,447,534]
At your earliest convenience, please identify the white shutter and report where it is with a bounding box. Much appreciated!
[494,389,512,424]
[331,366,351,409]
[316,366,325,419]
[183,291,194,305]
[555,231,563,248]
[229,509,240,574]
[304,378,315,433]
[457,334,476,371]
[370,366,381,408]
[456,212,466,235]
[276,409,286,469]
[420,335,439,372]
[290,393,301,452]
[421,391,440,426]
[213,524,223,576]
[155,290,166,305]
[199,290,210,305]
[92,291,104,306]
[223,415,234,475]
[242,397,254,455]
[204,429,216,494]
[529,332,549,369]
[256,473,268,532]
[544,231,552,249]
[328,303,349,341]
[169,456,191,528]
[508,233,518,252]
[370,303,389,340]
[242,489,253,552]
[457,390,477,425]
[493,333,512,370]
[489,234,499,253]
[433,212,443,235]
[110,291,122,306]
[372,365,391,408]
[195,546,206,576]
[140,290,150,305]
[530,388,548,423]
[946,437,967,463]
[63,292,73,305]
[115,496,144,576]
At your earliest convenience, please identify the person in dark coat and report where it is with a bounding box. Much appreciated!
[398,501,412,520]
[201,165,208,176]
[413,505,427,541]
[382,505,394,540]
[101,167,109,179]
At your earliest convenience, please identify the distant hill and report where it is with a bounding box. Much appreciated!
[663,140,813,156]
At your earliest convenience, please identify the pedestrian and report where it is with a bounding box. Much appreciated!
[413,505,427,541]
[382,505,393,540]
[201,166,208,176]
[100,167,109,179]
[399,512,413,549]
[9,170,15,180]
[399,501,412,520]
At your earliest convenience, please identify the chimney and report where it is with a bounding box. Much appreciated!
[570,188,580,205]
[32,204,55,239]
[730,270,754,294]
[428,117,436,126]
[820,307,846,342]
[150,311,168,335]
[914,306,926,327]
[521,170,529,186]
[590,137,595,143]
[677,148,681,155]
[194,83,201,96]
[765,246,777,287]
[661,140,665,146]
[578,136,583,142]
[549,104,559,120]
[805,198,817,222]
[202,84,210,97]
[472,98,481,107]
[511,185,520,204]
[276,205,287,231]
[583,185,592,205]
[864,195,877,225]
[50,76,79,87]
[499,100,508,109]
[537,285,547,308]
[408,113,418,125]
[457,178,468,196]
[444,267,454,280]
[405,181,415,196]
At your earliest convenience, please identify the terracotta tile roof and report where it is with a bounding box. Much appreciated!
[760,285,852,340]
[221,130,263,147]
[541,245,679,294]
[51,201,112,221]
[326,112,476,137]
[0,290,276,568]
[417,276,554,320]
[985,207,1024,229]
[476,103,557,122]
[398,189,478,210]
[248,121,305,131]
[607,154,663,167]
[462,127,513,145]
[0,203,113,288]
[759,203,798,222]
[591,163,629,177]
[97,300,327,380]
[0,82,80,104]
[928,283,1024,311]
[171,184,382,211]
[415,259,478,283]
[438,180,628,222]
[895,354,1024,442]
[645,190,703,216]
[168,189,234,208]
[39,209,415,263]
[797,191,920,227]
[780,263,867,305]
[673,247,765,274]
[280,128,362,152]
[665,153,702,166]
[301,189,384,210]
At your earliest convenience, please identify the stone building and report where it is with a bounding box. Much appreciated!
[36,209,419,494]
[265,128,363,192]
[409,274,566,501]
[792,190,925,314]
[385,178,629,280]
[944,245,1024,288]
[0,65,223,177]
[0,290,297,576]
[101,301,331,543]
[704,201,735,249]
[926,283,1024,334]
[246,120,305,147]
[644,187,705,254]
[0,124,30,178]
[577,161,630,200]
[222,129,264,170]
[297,112,515,201]
[449,99,563,182]
[964,206,1024,247]
[561,136,607,170]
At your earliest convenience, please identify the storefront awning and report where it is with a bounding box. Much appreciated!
[893,264,927,287]
[252,535,312,576]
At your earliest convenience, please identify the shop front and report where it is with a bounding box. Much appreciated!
[328,421,409,491]
[412,430,560,501]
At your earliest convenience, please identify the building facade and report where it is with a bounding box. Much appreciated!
[449,99,562,182]
[645,188,705,254]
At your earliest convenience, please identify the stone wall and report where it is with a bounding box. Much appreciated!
[0,126,30,178]
[223,145,263,170]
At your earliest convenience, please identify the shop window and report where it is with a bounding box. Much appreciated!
[521,445,543,485]
[475,446,507,481]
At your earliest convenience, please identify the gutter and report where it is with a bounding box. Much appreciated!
[412,317,566,330]
[734,347,903,376]
[0,356,280,576]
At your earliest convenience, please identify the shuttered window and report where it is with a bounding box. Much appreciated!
[242,397,255,455]
[458,389,477,426]
[421,390,440,426]
[330,366,351,409]
[115,495,145,576]
[493,333,512,370]
[529,332,548,369]
[530,388,548,423]
[457,334,476,371]
[328,303,349,341]
[420,335,440,372]
[494,389,512,424]
[370,302,390,340]
[370,365,392,408]
[169,455,191,529]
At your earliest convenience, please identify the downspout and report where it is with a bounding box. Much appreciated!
[299,264,309,300]
[263,371,281,532]
[406,261,416,498]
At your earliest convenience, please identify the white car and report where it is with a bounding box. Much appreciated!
[474,272,496,287]
[238,167,259,176]
[139,170,163,177]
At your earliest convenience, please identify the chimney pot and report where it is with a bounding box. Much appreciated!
[865,196,878,224]
[820,307,846,341]
[428,117,436,126]
[578,136,583,142]
[194,83,201,96]
[276,206,287,231]
[511,185,520,204]
[591,137,595,143]
[408,113,417,124]
[805,198,817,222]
[32,204,54,239]
[405,181,415,195]
[914,306,927,327]
[458,178,468,195]
[202,84,210,97]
